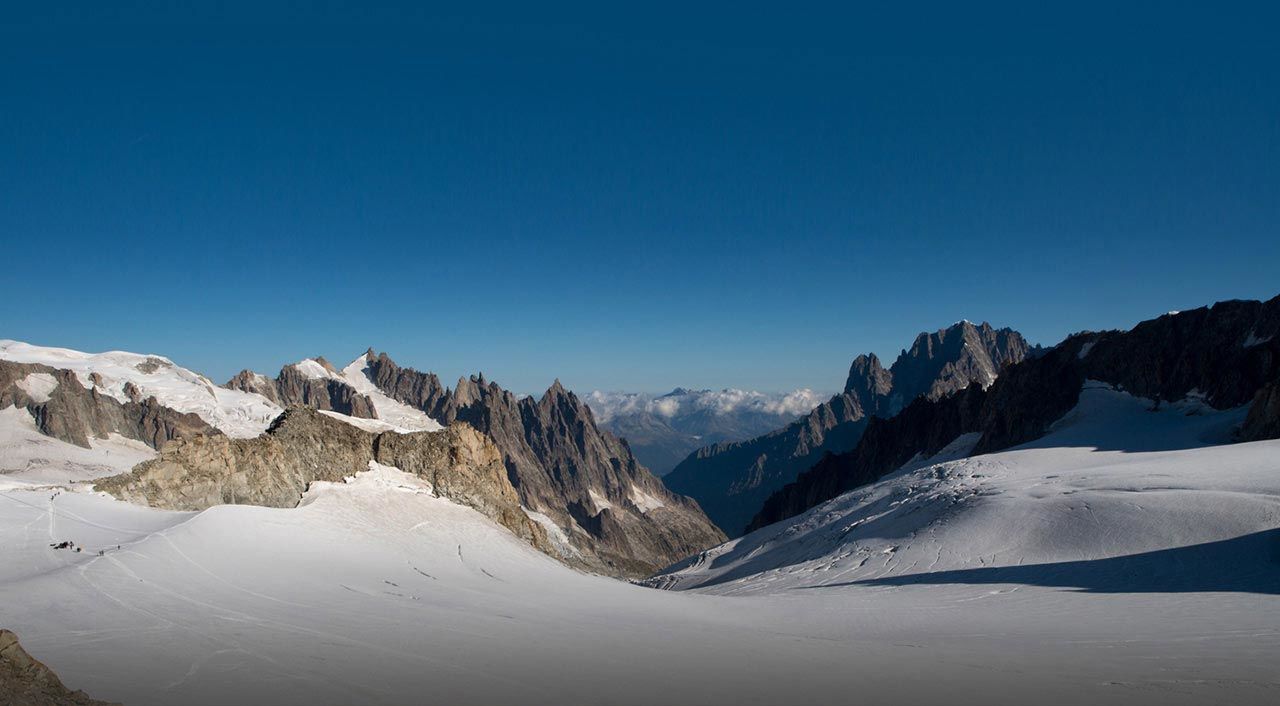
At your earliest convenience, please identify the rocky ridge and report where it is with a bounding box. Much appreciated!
[226,357,377,418]
[664,321,1035,536]
[97,407,550,554]
[355,352,727,577]
[748,295,1280,532]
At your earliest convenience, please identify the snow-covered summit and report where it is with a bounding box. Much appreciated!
[0,339,281,438]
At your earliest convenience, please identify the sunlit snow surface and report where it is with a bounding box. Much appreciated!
[0,341,444,438]
[1,383,1279,705]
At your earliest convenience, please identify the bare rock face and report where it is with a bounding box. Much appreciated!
[225,362,377,418]
[1240,375,1280,442]
[1,360,219,450]
[882,321,1035,413]
[749,295,1280,533]
[0,629,119,706]
[373,425,545,551]
[363,352,726,577]
[665,322,1035,536]
[843,353,893,413]
[96,407,549,553]
[364,350,452,418]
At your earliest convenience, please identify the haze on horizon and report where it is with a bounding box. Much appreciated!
[3,3,1277,394]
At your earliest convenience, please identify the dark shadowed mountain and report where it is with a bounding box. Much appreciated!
[664,321,1036,536]
[748,295,1280,533]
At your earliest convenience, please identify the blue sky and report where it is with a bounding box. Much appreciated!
[3,3,1278,394]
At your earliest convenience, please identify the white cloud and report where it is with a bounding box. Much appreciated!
[585,388,826,422]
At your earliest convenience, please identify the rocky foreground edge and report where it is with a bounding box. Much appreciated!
[0,629,118,706]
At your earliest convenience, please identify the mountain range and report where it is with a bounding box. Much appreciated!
[3,295,1280,705]
[746,295,1280,533]
[584,387,826,476]
[663,320,1037,536]
[0,342,724,578]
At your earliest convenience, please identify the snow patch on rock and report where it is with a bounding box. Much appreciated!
[14,372,57,404]
[339,356,442,432]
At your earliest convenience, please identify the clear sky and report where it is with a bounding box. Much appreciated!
[3,2,1278,394]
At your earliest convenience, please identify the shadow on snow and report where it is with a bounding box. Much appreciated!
[798,528,1280,595]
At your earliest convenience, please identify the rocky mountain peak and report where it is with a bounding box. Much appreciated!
[544,378,571,400]
[353,352,725,576]
[887,320,1034,412]
[843,353,894,412]
[748,294,1280,533]
[311,356,339,374]
[665,319,1036,536]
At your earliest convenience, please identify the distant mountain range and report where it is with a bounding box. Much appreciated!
[663,321,1038,536]
[584,388,827,476]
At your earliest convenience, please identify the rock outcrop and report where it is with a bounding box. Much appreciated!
[1,360,219,450]
[226,359,377,418]
[0,629,118,706]
[96,407,549,554]
[360,352,727,577]
[1240,375,1280,442]
[664,321,1035,536]
[748,295,1280,532]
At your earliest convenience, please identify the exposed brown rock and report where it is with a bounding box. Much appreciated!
[0,629,118,706]
[96,407,549,554]
[133,357,168,374]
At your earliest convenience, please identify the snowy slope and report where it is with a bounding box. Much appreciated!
[649,382,1280,594]
[0,340,282,437]
[0,407,155,490]
[2,376,1279,704]
[1,428,1279,704]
